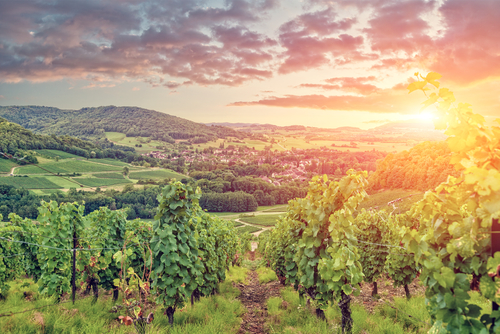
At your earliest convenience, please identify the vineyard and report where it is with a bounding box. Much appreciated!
[1,73,500,333]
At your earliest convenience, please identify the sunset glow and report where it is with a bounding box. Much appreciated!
[1,0,499,128]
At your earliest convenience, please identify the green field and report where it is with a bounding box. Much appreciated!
[15,159,122,175]
[35,149,81,159]
[128,169,185,180]
[0,176,62,189]
[0,159,18,173]
[93,159,134,167]
[232,220,244,227]
[258,205,287,212]
[236,225,262,235]
[73,177,132,187]
[239,214,282,226]
[105,132,171,153]
[92,172,126,179]
[359,189,424,213]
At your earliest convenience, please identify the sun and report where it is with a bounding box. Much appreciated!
[415,111,434,121]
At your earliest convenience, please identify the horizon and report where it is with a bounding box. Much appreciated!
[1,0,499,129]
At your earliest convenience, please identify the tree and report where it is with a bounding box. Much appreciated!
[122,166,130,176]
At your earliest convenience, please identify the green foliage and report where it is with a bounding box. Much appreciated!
[0,222,24,298]
[150,182,203,311]
[193,211,239,296]
[384,213,419,288]
[265,170,369,312]
[402,72,500,332]
[36,200,85,298]
[9,213,42,281]
[354,209,391,285]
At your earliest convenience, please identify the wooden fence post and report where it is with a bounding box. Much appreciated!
[492,218,499,322]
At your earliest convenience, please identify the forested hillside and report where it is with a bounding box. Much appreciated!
[0,117,137,162]
[368,141,460,191]
[0,106,244,143]
[0,117,101,161]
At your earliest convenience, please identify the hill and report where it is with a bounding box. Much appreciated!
[368,141,460,191]
[0,105,245,143]
[0,117,100,160]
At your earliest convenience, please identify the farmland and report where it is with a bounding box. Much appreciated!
[15,159,122,175]
[239,214,282,226]
[1,149,184,191]
[128,169,185,180]
[0,159,18,173]
[73,177,133,187]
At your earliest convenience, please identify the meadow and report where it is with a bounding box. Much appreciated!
[15,160,122,175]
[0,176,62,189]
[35,149,81,159]
[0,159,18,173]
[73,177,132,187]
[239,214,282,226]
[128,169,185,180]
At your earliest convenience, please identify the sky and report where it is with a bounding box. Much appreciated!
[1,0,500,129]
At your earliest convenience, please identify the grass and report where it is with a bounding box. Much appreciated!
[239,214,282,226]
[93,159,134,167]
[128,169,185,180]
[256,267,278,284]
[208,212,240,217]
[236,225,262,235]
[73,178,132,187]
[15,160,122,175]
[0,159,18,173]
[232,220,244,227]
[0,176,62,189]
[0,277,245,334]
[260,205,287,212]
[92,172,126,179]
[359,189,425,213]
[35,149,81,159]
[266,287,431,334]
[225,266,249,285]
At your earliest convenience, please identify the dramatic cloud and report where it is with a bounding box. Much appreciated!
[0,0,277,86]
[228,88,424,114]
[277,7,365,74]
[1,0,500,91]
[298,76,380,95]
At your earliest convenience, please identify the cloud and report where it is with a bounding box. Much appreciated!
[228,88,423,114]
[1,0,500,87]
[364,0,500,83]
[363,119,391,124]
[277,7,365,74]
[0,0,277,86]
[132,87,140,91]
[297,76,381,95]
[0,95,4,100]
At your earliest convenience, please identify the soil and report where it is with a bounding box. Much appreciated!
[351,275,426,313]
[236,250,282,334]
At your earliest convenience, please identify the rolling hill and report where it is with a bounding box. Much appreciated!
[0,105,245,143]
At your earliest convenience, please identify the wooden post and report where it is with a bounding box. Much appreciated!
[72,222,77,305]
[492,218,499,320]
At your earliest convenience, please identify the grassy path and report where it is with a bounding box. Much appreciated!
[235,250,282,334]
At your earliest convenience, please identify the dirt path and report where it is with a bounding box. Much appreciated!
[236,251,282,334]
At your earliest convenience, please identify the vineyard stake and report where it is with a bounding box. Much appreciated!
[493,218,499,323]
[72,220,77,305]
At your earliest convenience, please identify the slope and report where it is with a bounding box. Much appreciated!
[0,105,244,143]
